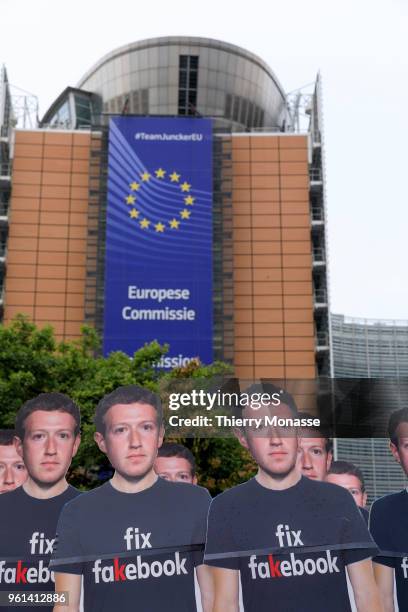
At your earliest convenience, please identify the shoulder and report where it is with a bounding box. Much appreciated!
[359,506,369,524]
[370,491,407,550]
[64,485,82,501]
[369,492,406,542]
[156,479,211,507]
[371,490,406,516]
[0,486,22,510]
[59,482,108,515]
[300,478,361,516]
[174,481,211,500]
[209,479,254,511]
[304,477,355,502]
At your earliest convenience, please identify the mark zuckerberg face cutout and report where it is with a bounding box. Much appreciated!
[236,403,299,480]
[17,410,80,487]
[95,402,164,480]
[325,472,367,508]
[298,436,332,481]
[0,444,27,493]
[154,456,197,484]
[390,422,408,477]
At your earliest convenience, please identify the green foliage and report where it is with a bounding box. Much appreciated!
[160,359,257,495]
[0,316,256,494]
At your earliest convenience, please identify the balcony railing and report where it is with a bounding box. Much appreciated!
[312,129,321,145]
[311,207,324,222]
[309,168,322,182]
[0,125,10,138]
[0,163,11,177]
[312,247,326,263]
[316,331,330,348]
[314,289,328,303]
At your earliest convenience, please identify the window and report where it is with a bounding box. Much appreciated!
[178,55,199,115]
[225,93,232,118]
[74,95,92,128]
[141,89,149,114]
[232,96,240,122]
[132,91,139,112]
[240,98,248,125]
[49,99,71,128]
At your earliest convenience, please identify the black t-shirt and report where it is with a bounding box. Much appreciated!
[205,476,377,612]
[0,485,80,611]
[51,478,211,612]
[370,490,408,610]
[360,506,370,524]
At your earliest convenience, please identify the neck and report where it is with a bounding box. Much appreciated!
[255,466,301,491]
[110,469,158,494]
[23,477,69,499]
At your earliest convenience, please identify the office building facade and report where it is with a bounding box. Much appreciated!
[332,313,408,502]
[0,66,13,314]
[1,37,330,381]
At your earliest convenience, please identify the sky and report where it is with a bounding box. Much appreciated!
[1,0,407,320]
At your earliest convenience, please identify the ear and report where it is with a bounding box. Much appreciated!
[326,450,333,471]
[362,492,368,508]
[158,424,165,449]
[192,475,198,485]
[94,431,107,455]
[14,435,23,459]
[234,427,249,450]
[72,435,81,458]
[390,441,400,464]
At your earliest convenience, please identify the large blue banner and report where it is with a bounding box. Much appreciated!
[103,117,213,366]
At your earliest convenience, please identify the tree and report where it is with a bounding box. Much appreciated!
[0,316,256,494]
[158,359,256,493]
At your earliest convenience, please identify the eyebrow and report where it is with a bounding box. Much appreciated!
[110,420,156,427]
[28,429,73,434]
[301,443,324,449]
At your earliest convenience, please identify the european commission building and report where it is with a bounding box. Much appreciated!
[1,38,406,503]
[0,37,330,382]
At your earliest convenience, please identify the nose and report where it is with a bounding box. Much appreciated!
[45,435,57,455]
[3,466,15,485]
[268,428,282,444]
[129,428,141,448]
[299,448,312,470]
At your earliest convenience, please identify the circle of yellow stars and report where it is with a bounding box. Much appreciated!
[124,168,196,233]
